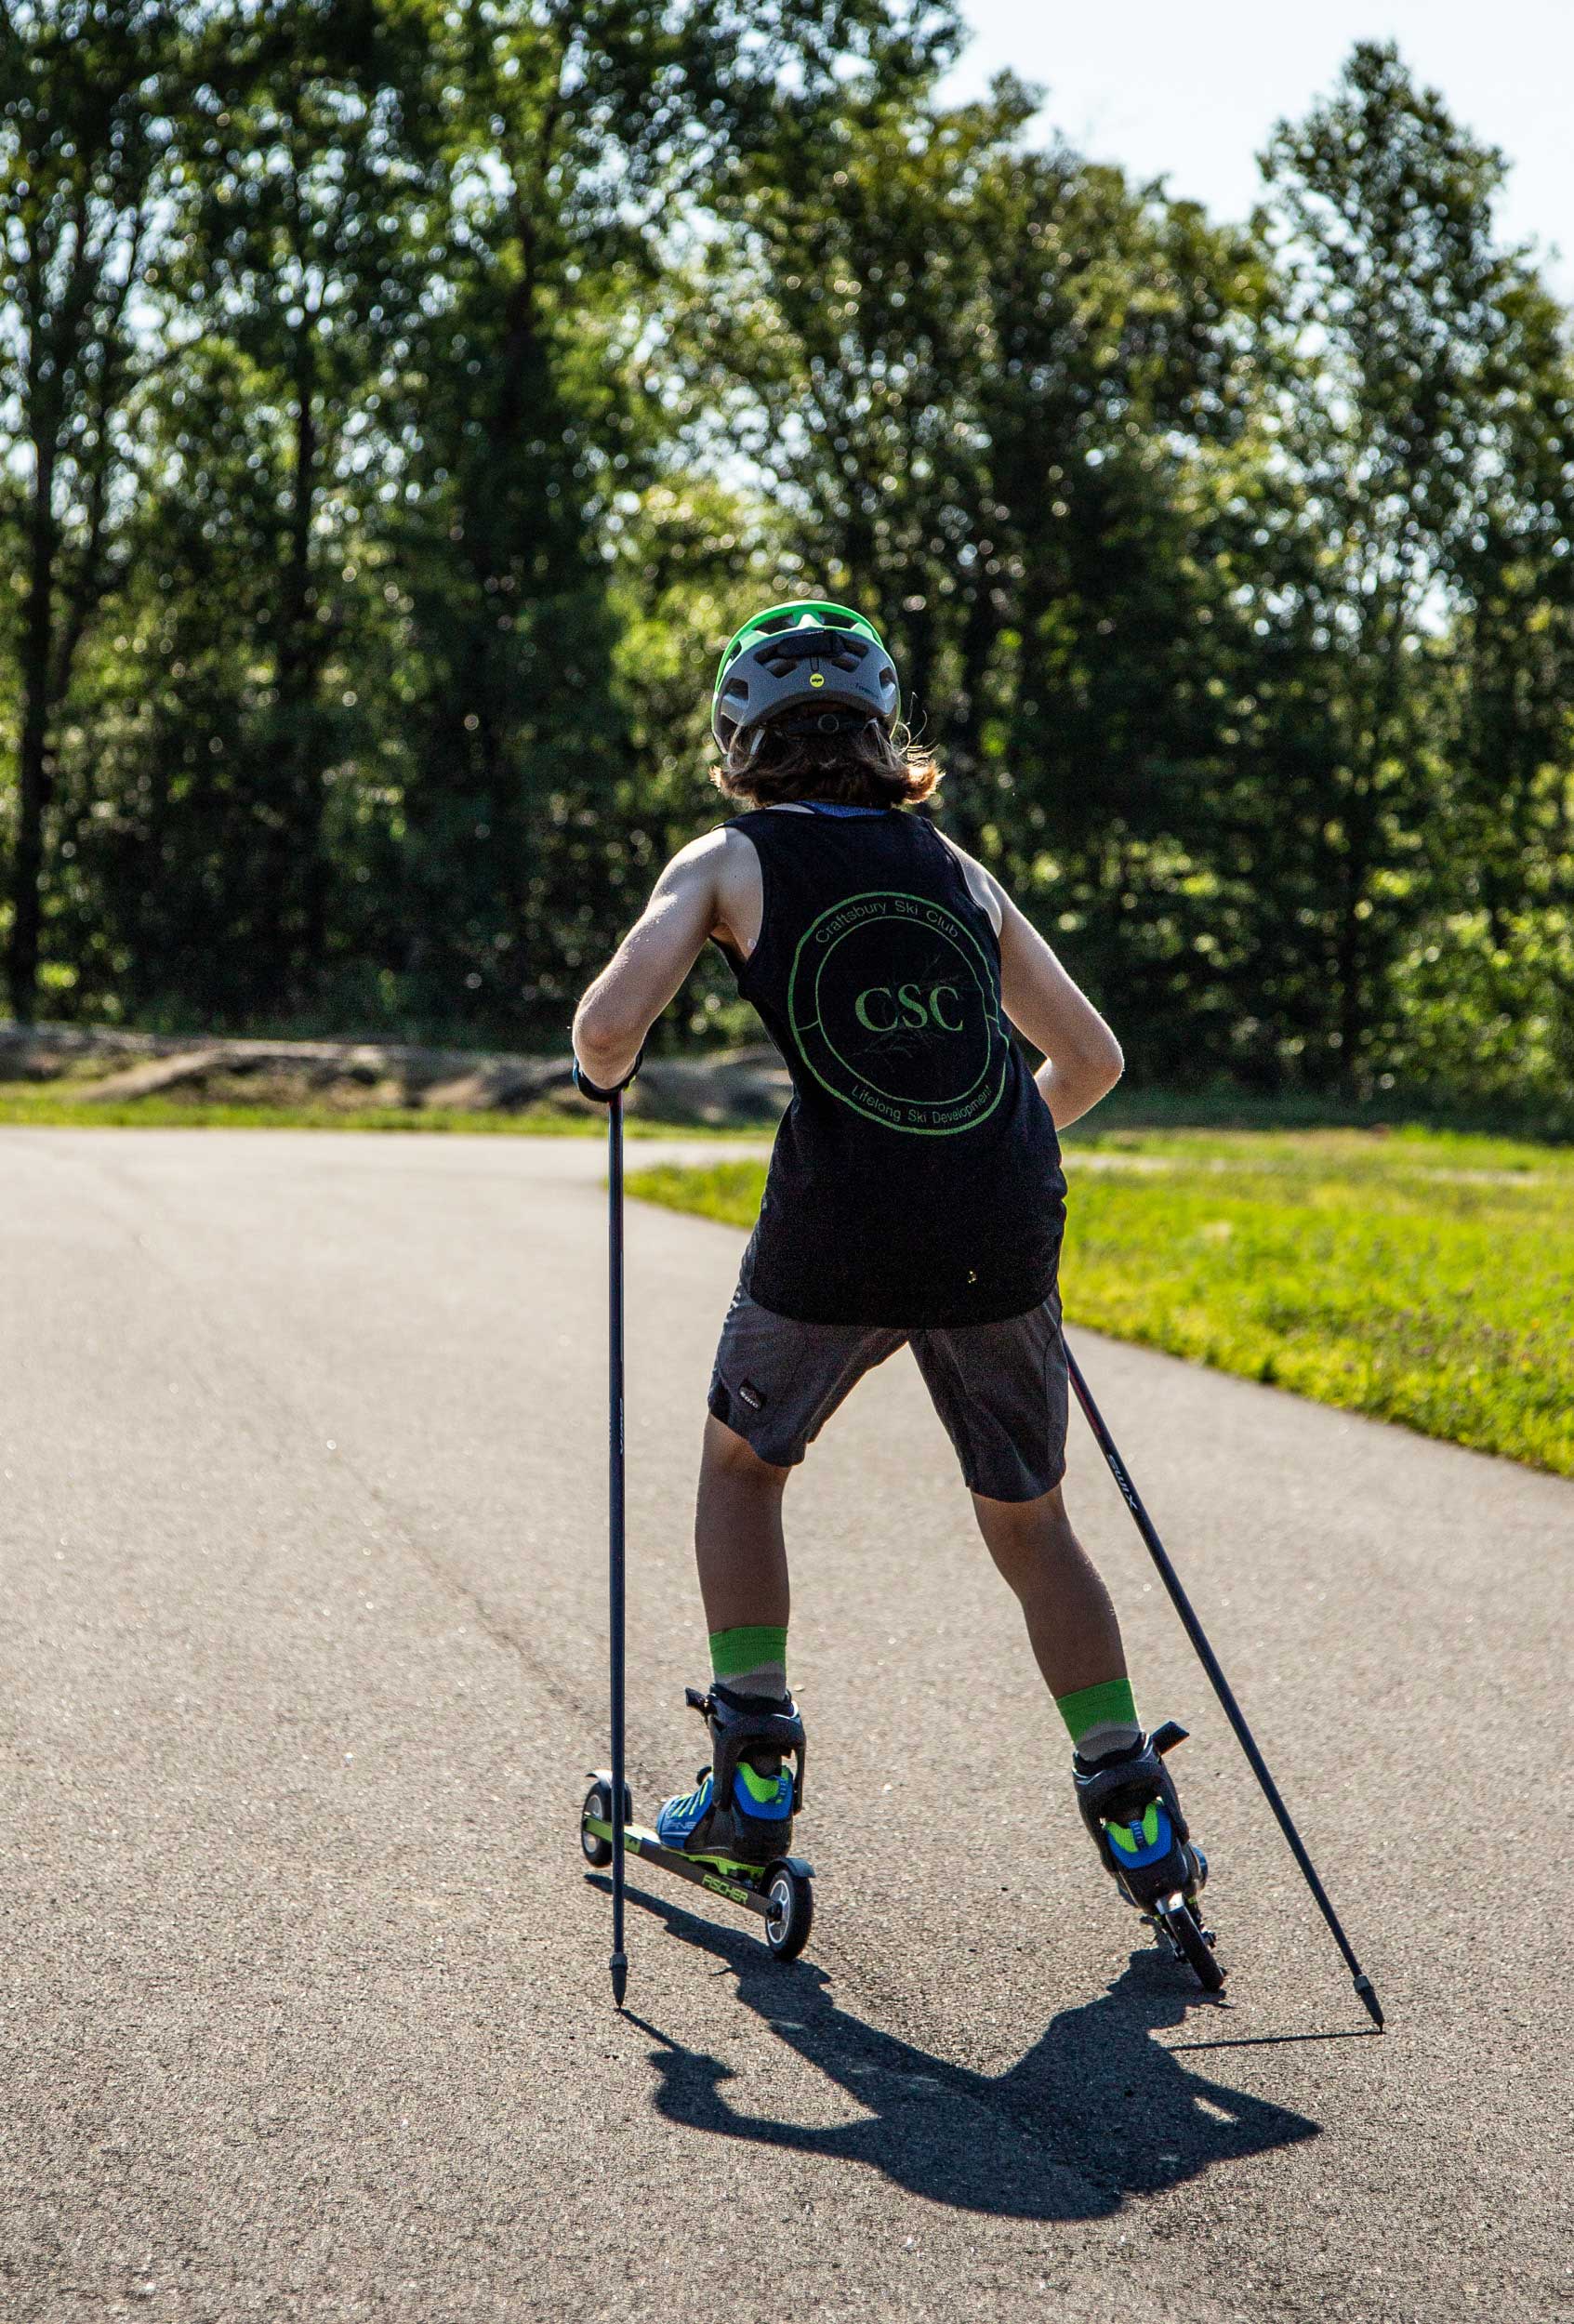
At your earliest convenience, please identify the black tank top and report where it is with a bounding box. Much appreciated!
[720,805,1066,1327]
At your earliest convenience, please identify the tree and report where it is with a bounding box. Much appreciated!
[1435,261,1574,1099]
[103,0,438,1015]
[695,78,1265,1071]
[0,0,185,1020]
[377,0,959,1037]
[1250,41,1539,1091]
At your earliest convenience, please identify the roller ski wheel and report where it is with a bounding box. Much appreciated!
[1075,1718,1225,1994]
[580,1776,632,1869]
[762,1861,814,1961]
[1152,1882,1224,1993]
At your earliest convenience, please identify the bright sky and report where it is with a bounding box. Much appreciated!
[942,1,1574,297]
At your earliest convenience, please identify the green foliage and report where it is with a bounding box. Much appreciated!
[627,1129,1574,1475]
[52,1,437,1021]
[0,0,191,1017]
[1228,43,1567,1091]
[0,17,1569,1105]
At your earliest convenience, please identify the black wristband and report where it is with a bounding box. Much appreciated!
[572,1044,644,1103]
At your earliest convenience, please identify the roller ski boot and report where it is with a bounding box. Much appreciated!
[1074,1720,1223,1991]
[656,1683,805,1868]
[580,1683,813,1961]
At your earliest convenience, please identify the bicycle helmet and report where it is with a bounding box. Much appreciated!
[711,601,900,758]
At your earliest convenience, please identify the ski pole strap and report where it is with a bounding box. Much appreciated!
[573,1044,645,1104]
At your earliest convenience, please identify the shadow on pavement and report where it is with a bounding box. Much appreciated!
[590,1875,1320,2218]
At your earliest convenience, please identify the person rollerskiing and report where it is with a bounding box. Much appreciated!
[571,601,1207,1938]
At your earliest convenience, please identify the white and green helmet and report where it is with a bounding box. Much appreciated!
[711,601,900,757]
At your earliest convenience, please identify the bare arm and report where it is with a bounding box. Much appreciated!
[999,889,1123,1127]
[571,835,724,1089]
[950,848,1122,1129]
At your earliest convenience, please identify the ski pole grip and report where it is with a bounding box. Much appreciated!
[573,1045,645,1104]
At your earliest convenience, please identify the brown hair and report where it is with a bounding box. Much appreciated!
[710,718,941,812]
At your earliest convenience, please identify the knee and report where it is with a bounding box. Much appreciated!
[703,1416,789,1494]
[976,1483,1070,1535]
[973,1485,1083,1567]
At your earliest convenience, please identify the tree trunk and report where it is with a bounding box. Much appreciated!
[7,442,59,1023]
[1333,873,1366,1095]
[945,554,998,855]
[275,316,325,1003]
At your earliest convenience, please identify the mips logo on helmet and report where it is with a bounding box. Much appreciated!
[787,891,1009,1135]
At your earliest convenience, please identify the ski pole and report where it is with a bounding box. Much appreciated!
[607,1089,628,2007]
[1065,1340,1384,2030]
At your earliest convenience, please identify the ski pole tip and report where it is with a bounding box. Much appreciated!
[1354,1973,1383,2030]
[610,1951,628,2008]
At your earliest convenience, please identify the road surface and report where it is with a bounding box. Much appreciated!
[2,1129,1567,2322]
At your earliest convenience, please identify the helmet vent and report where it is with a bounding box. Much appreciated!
[758,633,867,679]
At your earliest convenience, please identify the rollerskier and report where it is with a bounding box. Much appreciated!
[572,601,1211,1974]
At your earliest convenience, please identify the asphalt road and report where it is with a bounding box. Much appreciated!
[3,1128,1567,2324]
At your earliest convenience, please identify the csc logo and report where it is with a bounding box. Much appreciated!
[854,982,964,1033]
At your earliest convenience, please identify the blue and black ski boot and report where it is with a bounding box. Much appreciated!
[1074,1720,1223,1988]
[655,1683,805,1867]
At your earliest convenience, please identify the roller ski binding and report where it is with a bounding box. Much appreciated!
[1075,1719,1223,1992]
[657,1684,804,1863]
[579,1684,814,1961]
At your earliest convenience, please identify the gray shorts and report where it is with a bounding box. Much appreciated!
[707,1285,1069,1503]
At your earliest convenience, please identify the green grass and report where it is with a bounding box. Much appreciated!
[628,1126,1574,1478]
[0,1085,761,1137]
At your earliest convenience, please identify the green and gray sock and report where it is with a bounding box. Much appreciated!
[709,1622,788,1701]
[1056,1676,1141,1763]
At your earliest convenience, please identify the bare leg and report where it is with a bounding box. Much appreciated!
[971,1483,1127,1700]
[694,1414,790,1634]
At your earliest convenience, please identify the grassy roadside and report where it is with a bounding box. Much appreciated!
[0,1085,762,1137]
[627,1128,1574,1478]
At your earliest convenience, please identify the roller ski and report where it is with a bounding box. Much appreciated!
[1075,1719,1224,1992]
[580,1684,815,1962]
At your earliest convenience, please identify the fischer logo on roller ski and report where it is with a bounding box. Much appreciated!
[570,601,1382,2028]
